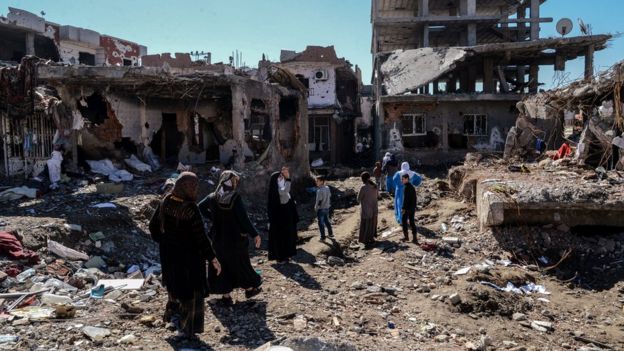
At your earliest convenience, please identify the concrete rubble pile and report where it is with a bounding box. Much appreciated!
[505,60,624,170]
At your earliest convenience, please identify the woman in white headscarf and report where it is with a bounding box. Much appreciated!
[198,171,262,304]
[391,162,422,224]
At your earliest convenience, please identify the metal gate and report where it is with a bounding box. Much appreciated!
[1,112,56,177]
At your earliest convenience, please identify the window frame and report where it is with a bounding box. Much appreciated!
[401,113,426,137]
[463,114,488,137]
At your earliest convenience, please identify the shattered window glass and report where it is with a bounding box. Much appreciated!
[464,114,487,136]
[401,114,425,136]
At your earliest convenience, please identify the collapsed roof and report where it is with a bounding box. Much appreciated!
[518,60,624,119]
[378,34,611,96]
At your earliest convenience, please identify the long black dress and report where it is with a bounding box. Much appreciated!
[267,172,299,261]
[149,196,216,334]
[198,192,261,294]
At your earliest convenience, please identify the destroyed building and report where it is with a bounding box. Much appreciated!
[371,0,611,164]
[0,59,310,181]
[507,60,624,170]
[277,46,362,166]
[0,7,146,66]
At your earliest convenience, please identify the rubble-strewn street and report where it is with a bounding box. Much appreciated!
[2,1,624,350]
[1,158,624,350]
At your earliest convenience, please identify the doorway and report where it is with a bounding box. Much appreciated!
[150,113,182,165]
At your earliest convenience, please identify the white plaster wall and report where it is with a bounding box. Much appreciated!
[280,62,337,108]
[58,41,96,65]
[358,97,374,128]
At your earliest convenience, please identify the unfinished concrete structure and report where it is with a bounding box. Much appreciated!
[0,7,146,66]
[371,0,610,165]
[277,46,361,166]
[0,59,309,180]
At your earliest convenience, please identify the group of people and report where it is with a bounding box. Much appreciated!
[149,167,304,341]
[148,156,421,341]
[359,152,422,246]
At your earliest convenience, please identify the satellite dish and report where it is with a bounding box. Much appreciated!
[556,18,573,36]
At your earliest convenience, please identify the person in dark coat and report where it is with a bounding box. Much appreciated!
[198,170,262,304]
[357,172,379,248]
[401,174,419,244]
[149,172,221,340]
[267,167,299,263]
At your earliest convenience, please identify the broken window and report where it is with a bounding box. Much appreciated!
[79,52,95,65]
[309,116,330,152]
[295,74,309,89]
[463,114,488,136]
[401,114,426,136]
[123,58,132,66]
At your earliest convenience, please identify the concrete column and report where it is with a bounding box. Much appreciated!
[530,0,540,40]
[442,113,449,151]
[529,64,539,93]
[467,0,476,15]
[419,0,429,16]
[517,66,526,93]
[483,58,494,93]
[584,45,595,81]
[467,24,477,46]
[374,63,384,157]
[433,81,439,94]
[517,7,527,41]
[422,25,430,48]
[448,77,457,93]
[468,66,477,93]
[230,85,248,168]
[25,32,35,56]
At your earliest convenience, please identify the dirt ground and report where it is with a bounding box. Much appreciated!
[1,165,623,351]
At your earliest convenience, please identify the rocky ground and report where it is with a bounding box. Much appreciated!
[1,161,623,351]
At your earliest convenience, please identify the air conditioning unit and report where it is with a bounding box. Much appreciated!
[314,69,329,81]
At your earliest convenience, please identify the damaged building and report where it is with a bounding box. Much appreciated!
[371,0,610,164]
[507,60,624,170]
[0,59,309,180]
[0,7,146,66]
[276,46,362,166]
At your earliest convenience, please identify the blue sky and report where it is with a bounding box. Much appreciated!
[2,0,622,87]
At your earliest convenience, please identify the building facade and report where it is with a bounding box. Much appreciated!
[371,0,610,165]
[278,46,361,166]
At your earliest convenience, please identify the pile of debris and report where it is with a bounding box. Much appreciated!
[506,60,624,170]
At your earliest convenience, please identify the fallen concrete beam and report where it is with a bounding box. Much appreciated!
[477,177,624,229]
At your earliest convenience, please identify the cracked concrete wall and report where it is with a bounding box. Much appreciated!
[280,62,337,109]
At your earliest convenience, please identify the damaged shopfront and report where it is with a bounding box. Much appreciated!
[0,58,309,179]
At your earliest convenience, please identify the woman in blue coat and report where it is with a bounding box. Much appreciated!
[391,162,422,224]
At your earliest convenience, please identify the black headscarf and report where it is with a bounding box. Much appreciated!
[267,172,281,222]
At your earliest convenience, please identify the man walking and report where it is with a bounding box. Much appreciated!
[401,174,418,244]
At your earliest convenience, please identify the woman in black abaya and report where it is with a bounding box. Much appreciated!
[198,171,262,303]
[267,166,299,263]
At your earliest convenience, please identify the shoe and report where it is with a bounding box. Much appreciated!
[328,234,335,238]
[245,287,262,299]
[320,237,326,241]
[218,295,233,306]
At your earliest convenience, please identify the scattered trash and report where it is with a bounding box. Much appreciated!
[89,232,106,242]
[86,159,133,182]
[15,268,36,282]
[97,279,145,290]
[0,186,37,203]
[453,267,471,276]
[96,183,124,194]
[311,158,324,168]
[91,203,117,209]
[10,306,55,320]
[63,224,82,232]
[479,281,550,295]
[48,240,89,261]
[124,155,152,173]
[41,293,72,306]
[82,326,111,341]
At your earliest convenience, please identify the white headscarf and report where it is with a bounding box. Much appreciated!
[398,162,416,178]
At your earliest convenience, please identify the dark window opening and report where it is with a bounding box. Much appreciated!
[295,74,310,89]
[79,52,95,65]
[123,58,132,66]
[77,93,108,125]
[464,114,488,136]
[309,116,330,152]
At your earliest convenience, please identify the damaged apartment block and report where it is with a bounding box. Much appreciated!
[0,7,309,182]
[371,0,610,165]
[274,46,362,167]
